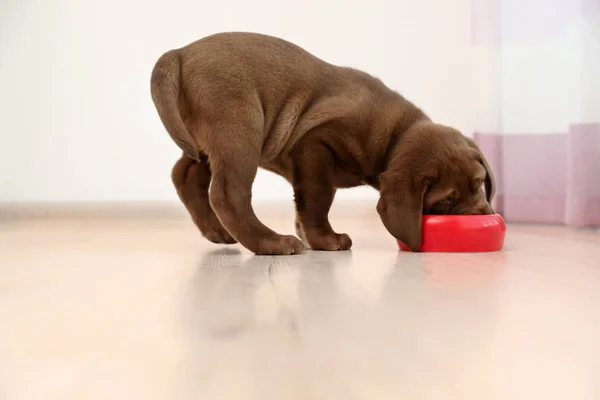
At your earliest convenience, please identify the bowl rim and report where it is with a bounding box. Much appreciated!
[422,213,503,219]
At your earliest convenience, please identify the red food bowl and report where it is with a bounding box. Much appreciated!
[397,214,506,253]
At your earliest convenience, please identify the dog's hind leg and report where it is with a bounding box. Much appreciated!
[207,136,305,255]
[172,153,237,244]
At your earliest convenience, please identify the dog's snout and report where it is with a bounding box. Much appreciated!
[475,204,494,215]
[453,202,494,215]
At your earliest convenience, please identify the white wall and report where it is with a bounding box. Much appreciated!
[0,0,500,203]
[499,0,600,134]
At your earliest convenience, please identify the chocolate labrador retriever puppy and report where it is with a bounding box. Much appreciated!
[151,32,495,255]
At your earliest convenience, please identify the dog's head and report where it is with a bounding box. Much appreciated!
[377,122,496,251]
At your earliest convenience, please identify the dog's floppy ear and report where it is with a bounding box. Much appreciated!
[479,153,496,203]
[465,138,496,202]
[377,169,430,252]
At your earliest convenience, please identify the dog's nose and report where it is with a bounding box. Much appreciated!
[466,204,493,215]
[453,203,494,215]
[480,204,494,215]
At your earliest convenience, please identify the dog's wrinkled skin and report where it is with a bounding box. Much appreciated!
[151,32,496,255]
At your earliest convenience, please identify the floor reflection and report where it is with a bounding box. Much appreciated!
[182,248,511,399]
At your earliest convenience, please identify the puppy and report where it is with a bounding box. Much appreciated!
[151,32,495,255]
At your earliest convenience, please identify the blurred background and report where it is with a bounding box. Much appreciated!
[1,0,598,225]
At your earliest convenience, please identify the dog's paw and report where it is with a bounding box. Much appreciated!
[203,228,237,244]
[254,234,306,255]
[295,220,308,244]
[198,215,238,244]
[307,232,352,251]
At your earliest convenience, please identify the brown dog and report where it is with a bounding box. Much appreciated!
[151,32,495,255]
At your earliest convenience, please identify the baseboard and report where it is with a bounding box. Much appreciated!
[0,200,378,220]
[0,202,187,220]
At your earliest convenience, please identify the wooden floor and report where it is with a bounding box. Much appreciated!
[1,203,600,399]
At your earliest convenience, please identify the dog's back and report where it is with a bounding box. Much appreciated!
[151,32,401,165]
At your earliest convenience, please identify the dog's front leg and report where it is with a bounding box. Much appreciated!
[292,137,352,251]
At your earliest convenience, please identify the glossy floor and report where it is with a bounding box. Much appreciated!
[1,204,600,399]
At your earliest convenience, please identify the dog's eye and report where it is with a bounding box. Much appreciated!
[438,195,454,205]
[472,179,484,191]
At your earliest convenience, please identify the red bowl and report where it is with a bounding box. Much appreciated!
[397,214,506,253]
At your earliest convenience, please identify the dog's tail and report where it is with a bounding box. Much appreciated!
[150,50,200,161]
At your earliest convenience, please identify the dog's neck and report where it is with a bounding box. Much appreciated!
[366,103,429,189]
